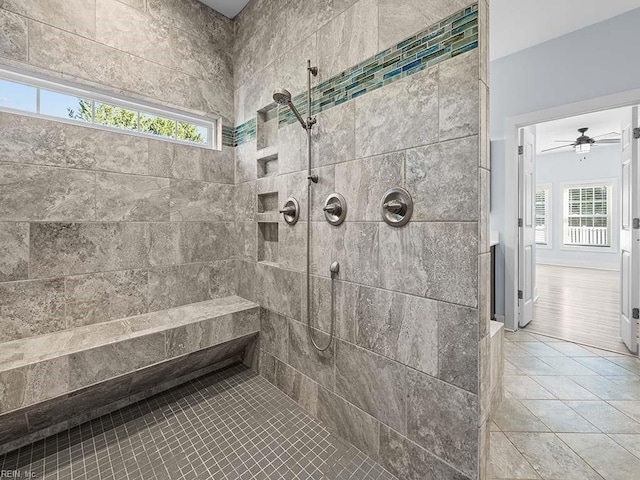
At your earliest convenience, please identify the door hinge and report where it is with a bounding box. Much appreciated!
[633,308,639,320]
[633,218,640,229]
[518,145,524,155]
[518,290,523,300]
[633,127,640,140]
[518,218,523,227]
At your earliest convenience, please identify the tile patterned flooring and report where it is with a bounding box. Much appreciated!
[0,365,396,480]
[490,330,640,480]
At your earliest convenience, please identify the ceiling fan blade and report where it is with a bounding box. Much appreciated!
[595,139,621,144]
[541,144,574,152]
[554,140,578,143]
[592,131,620,138]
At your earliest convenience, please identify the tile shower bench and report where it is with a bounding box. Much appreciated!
[0,296,259,453]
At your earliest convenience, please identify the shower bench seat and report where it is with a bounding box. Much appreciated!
[0,295,260,453]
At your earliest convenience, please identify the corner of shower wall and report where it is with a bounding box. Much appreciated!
[478,0,493,478]
[233,0,489,478]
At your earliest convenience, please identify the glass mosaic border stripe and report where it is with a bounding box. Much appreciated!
[224,3,478,147]
[221,124,235,146]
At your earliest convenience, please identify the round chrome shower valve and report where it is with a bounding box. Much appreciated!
[323,193,347,226]
[280,197,300,225]
[381,187,413,227]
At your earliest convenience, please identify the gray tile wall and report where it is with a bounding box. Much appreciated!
[0,0,237,343]
[233,0,490,479]
[0,0,233,121]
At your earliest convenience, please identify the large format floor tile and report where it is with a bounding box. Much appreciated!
[564,401,640,434]
[488,432,540,479]
[528,375,599,401]
[559,433,640,480]
[0,365,395,480]
[493,400,550,433]
[521,400,599,433]
[491,330,640,479]
[504,375,555,400]
[505,432,603,480]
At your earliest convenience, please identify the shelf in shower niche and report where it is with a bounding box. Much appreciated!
[258,222,278,264]
[256,212,280,223]
[257,147,278,179]
[257,145,278,161]
[257,191,279,213]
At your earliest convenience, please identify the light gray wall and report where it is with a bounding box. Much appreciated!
[490,8,640,315]
[0,0,236,343]
[536,146,620,270]
[233,1,490,478]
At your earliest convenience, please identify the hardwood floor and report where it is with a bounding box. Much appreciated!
[525,264,631,354]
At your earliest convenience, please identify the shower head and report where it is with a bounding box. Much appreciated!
[273,89,292,106]
[273,88,308,130]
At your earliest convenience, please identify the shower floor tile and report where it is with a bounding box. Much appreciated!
[0,365,396,480]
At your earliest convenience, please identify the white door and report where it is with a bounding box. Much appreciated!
[620,107,639,354]
[519,127,536,328]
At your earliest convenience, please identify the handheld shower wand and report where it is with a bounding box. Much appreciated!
[273,61,336,352]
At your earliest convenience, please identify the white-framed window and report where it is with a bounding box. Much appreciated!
[0,67,216,149]
[562,182,613,248]
[535,185,551,247]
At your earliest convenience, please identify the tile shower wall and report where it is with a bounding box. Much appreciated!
[0,0,236,343]
[233,1,491,479]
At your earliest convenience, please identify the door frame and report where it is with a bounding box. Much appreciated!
[503,88,640,336]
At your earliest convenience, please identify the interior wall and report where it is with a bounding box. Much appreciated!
[490,7,640,316]
[0,0,236,343]
[536,146,620,270]
[233,1,491,478]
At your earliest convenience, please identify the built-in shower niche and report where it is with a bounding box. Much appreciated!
[256,105,279,178]
[257,151,278,178]
[257,105,278,149]
[257,192,279,213]
[258,222,278,264]
[257,193,279,263]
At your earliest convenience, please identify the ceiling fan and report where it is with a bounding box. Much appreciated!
[541,127,621,154]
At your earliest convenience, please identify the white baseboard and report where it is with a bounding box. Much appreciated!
[537,261,619,272]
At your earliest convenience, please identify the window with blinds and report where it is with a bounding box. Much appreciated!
[563,184,612,247]
[535,187,550,245]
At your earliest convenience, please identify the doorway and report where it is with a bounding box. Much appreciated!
[504,97,639,356]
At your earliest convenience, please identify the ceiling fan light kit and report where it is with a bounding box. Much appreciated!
[575,142,591,155]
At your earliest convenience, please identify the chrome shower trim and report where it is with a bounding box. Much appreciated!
[323,193,347,226]
[280,197,300,225]
[381,187,413,227]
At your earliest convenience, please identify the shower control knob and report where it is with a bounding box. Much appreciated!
[323,203,342,216]
[279,206,296,215]
[323,193,347,226]
[280,198,300,225]
[383,200,407,215]
[381,188,413,227]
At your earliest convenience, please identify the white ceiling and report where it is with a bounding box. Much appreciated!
[199,0,250,18]
[491,0,640,60]
[536,107,630,155]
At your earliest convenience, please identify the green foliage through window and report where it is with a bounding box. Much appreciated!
[68,99,206,144]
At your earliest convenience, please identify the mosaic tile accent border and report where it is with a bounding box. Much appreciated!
[224,3,478,147]
[221,124,235,146]
[221,120,257,147]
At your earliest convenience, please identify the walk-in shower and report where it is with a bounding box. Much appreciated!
[273,60,338,352]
